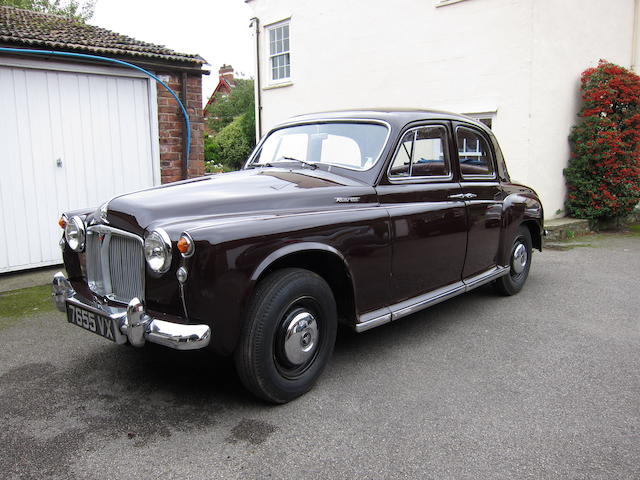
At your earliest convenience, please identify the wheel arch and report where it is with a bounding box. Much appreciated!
[521,219,542,251]
[251,243,357,325]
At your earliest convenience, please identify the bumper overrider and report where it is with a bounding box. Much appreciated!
[52,272,211,350]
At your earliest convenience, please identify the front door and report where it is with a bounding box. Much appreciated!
[377,123,467,304]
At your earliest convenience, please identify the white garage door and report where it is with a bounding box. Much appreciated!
[0,58,160,273]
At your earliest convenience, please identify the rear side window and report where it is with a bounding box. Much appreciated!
[456,127,494,177]
[389,126,450,179]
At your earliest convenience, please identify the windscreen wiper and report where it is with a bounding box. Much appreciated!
[250,157,318,170]
[279,156,318,170]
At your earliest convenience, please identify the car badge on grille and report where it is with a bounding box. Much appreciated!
[98,233,106,244]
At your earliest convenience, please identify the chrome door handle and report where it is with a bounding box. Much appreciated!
[448,193,477,200]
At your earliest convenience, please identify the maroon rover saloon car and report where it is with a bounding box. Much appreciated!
[53,109,544,403]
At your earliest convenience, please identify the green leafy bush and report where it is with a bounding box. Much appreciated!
[205,113,252,171]
[204,78,255,171]
[564,60,640,221]
[0,0,96,21]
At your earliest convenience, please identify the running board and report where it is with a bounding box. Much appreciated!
[355,265,509,333]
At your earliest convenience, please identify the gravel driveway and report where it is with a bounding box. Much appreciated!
[1,234,638,480]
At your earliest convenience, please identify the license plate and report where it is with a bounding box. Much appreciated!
[66,303,118,342]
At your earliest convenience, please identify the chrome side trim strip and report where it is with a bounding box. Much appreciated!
[354,308,392,333]
[463,265,509,290]
[391,282,466,321]
[354,265,510,333]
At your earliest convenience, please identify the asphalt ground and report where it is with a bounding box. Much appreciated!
[1,233,638,479]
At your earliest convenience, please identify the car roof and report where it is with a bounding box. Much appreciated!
[277,108,490,132]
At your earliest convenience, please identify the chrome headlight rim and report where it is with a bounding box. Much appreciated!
[64,215,86,252]
[144,228,173,274]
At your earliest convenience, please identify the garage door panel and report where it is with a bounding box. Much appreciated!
[14,68,41,267]
[0,64,159,273]
[58,71,90,209]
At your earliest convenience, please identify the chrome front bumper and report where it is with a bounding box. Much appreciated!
[52,272,211,350]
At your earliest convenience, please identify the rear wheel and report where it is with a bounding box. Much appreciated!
[234,268,337,403]
[495,225,532,296]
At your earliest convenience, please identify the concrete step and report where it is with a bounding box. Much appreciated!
[544,217,591,241]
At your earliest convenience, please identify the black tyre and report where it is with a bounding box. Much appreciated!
[234,268,337,403]
[495,225,533,296]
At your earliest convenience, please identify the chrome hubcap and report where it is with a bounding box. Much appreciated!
[512,243,527,274]
[283,310,318,366]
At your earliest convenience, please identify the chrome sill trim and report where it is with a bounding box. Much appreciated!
[463,265,509,290]
[391,282,466,321]
[354,308,391,333]
[354,265,510,333]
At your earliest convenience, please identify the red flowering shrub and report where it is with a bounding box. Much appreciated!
[564,60,640,221]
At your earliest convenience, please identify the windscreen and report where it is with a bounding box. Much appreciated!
[249,122,389,171]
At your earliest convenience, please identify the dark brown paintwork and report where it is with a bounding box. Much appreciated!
[60,110,544,356]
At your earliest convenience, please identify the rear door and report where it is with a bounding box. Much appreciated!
[453,123,504,278]
[376,122,467,304]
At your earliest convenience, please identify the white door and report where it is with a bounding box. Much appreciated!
[0,58,160,273]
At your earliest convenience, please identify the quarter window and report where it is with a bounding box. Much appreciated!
[456,127,494,177]
[389,126,449,178]
[268,21,290,82]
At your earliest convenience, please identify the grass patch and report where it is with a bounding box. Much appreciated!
[0,284,56,329]
[627,224,640,235]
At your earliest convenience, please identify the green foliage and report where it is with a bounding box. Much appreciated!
[205,78,255,171]
[0,0,96,21]
[564,60,640,221]
[205,113,253,171]
[206,78,255,135]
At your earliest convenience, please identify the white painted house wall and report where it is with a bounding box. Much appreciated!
[0,57,160,273]
[247,0,638,219]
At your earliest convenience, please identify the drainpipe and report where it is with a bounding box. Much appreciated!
[250,17,262,142]
[181,71,189,179]
[632,0,640,72]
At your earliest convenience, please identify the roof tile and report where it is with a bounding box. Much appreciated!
[0,6,205,65]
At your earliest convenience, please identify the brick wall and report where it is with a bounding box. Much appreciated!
[156,72,205,184]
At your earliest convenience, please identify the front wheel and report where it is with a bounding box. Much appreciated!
[495,225,533,296]
[234,268,337,403]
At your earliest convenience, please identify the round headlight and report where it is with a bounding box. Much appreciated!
[64,216,86,252]
[144,229,172,273]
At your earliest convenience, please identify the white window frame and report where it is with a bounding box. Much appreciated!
[265,20,291,85]
[435,0,471,7]
[465,111,496,130]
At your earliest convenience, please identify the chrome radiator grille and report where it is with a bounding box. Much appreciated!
[86,225,144,303]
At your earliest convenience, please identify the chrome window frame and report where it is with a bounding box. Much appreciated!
[455,125,497,181]
[245,119,392,173]
[387,124,453,184]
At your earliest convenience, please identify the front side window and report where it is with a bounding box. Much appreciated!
[249,122,389,171]
[389,126,450,179]
[456,127,494,177]
[268,21,290,82]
